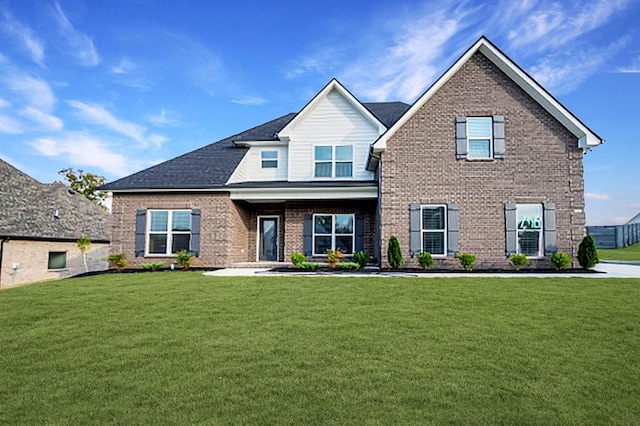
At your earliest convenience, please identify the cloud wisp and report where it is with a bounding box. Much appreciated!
[51,1,99,67]
[585,192,611,201]
[4,74,56,112]
[0,9,46,66]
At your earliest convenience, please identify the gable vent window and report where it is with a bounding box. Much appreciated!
[315,145,353,178]
[456,115,505,160]
[261,150,278,169]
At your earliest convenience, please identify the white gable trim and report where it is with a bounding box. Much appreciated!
[278,78,387,141]
[372,37,604,153]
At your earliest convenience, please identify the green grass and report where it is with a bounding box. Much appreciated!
[598,241,640,262]
[1,273,639,425]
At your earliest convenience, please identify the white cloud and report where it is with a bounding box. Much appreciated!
[147,109,172,127]
[51,1,99,67]
[20,107,63,131]
[617,55,640,73]
[67,100,147,144]
[0,98,10,108]
[0,9,46,66]
[5,74,56,111]
[0,114,23,134]
[585,192,610,200]
[111,57,135,74]
[147,133,168,148]
[231,96,268,106]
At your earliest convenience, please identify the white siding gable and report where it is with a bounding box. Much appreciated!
[288,89,379,182]
[227,145,288,184]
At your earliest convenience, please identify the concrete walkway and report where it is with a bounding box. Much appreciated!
[204,261,640,278]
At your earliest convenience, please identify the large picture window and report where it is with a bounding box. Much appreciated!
[467,117,493,159]
[314,145,353,178]
[147,210,192,255]
[517,204,543,257]
[422,205,447,256]
[313,214,354,255]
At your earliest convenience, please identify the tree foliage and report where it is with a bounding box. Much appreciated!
[58,168,108,208]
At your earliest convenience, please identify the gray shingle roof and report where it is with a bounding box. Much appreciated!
[0,159,110,242]
[101,101,410,191]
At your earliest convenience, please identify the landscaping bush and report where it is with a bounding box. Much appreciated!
[326,249,344,268]
[106,253,129,271]
[298,262,320,271]
[387,235,403,269]
[550,252,572,270]
[578,235,599,269]
[509,254,529,271]
[418,251,434,269]
[142,262,165,272]
[336,262,360,271]
[175,250,195,270]
[456,253,476,271]
[353,251,370,269]
[291,251,306,268]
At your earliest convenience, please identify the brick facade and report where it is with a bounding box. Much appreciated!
[380,52,585,268]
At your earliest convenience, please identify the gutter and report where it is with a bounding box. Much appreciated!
[0,238,6,288]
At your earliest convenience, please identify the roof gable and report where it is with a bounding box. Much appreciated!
[372,36,604,153]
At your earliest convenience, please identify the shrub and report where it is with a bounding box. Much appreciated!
[107,253,129,271]
[418,251,434,269]
[550,252,572,270]
[509,254,529,271]
[326,249,344,268]
[298,262,320,271]
[142,262,165,272]
[336,262,360,271]
[175,250,195,270]
[353,251,370,269]
[291,251,306,268]
[577,234,599,269]
[456,253,476,271]
[387,235,403,269]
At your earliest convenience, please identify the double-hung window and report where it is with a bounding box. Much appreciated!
[313,214,354,255]
[314,145,353,178]
[467,117,493,159]
[261,150,278,169]
[516,204,543,257]
[421,205,447,256]
[147,210,192,255]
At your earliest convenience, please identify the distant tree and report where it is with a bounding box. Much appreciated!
[77,236,91,273]
[58,168,107,209]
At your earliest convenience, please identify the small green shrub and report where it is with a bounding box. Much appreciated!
[578,235,599,269]
[326,249,344,268]
[456,253,476,271]
[509,254,530,271]
[388,235,403,269]
[298,262,320,271]
[336,262,360,271]
[550,252,572,270]
[418,251,434,269]
[142,262,165,272]
[107,253,129,271]
[353,251,370,269]
[291,251,306,268]
[175,250,195,270]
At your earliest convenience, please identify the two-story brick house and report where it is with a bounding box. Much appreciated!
[102,37,603,269]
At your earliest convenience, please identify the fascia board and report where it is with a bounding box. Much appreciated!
[229,186,377,202]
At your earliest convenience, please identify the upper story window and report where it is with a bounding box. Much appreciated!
[467,117,493,159]
[516,204,543,257]
[147,210,191,255]
[314,145,353,178]
[422,205,447,256]
[261,150,278,169]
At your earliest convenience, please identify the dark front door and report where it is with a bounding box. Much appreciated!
[258,217,279,261]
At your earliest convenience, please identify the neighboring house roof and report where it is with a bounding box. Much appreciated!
[0,159,110,242]
[627,212,640,224]
[101,101,410,192]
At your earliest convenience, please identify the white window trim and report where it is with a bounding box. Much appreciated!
[312,213,355,256]
[421,204,447,257]
[256,215,280,262]
[146,209,192,257]
[260,150,278,169]
[313,145,353,179]
[516,204,544,258]
[467,117,493,160]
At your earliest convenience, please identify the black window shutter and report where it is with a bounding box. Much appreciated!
[505,204,517,256]
[134,209,146,257]
[447,204,459,256]
[355,214,365,253]
[409,203,421,256]
[191,209,201,257]
[455,116,468,160]
[493,115,505,159]
[543,203,557,254]
[303,214,313,256]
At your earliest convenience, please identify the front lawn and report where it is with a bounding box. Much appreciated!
[1,273,639,425]
[598,241,640,262]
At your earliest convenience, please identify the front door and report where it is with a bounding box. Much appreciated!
[258,217,279,261]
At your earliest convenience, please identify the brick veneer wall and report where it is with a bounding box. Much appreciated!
[380,52,586,268]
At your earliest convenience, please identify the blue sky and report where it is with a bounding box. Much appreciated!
[0,0,638,225]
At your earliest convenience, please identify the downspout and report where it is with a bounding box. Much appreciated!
[0,238,6,288]
[376,156,383,267]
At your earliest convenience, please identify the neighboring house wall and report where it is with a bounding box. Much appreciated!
[380,52,585,268]
[0,240,109,287]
